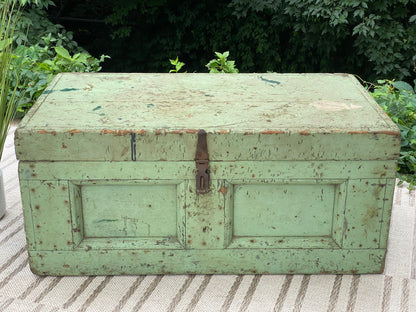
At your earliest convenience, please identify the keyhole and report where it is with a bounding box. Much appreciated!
[200,176,205,189]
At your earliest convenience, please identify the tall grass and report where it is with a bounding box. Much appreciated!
[0,0,21,158]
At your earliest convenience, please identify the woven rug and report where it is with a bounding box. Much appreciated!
[1,126,415,312]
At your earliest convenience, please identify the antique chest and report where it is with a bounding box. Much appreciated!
[15,73,400,275]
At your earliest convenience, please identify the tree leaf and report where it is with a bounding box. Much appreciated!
[393,81,414,93]
[54,46,72,60]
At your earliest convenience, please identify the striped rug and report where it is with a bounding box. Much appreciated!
[1,126,415,312]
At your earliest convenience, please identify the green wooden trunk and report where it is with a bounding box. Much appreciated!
[15,73,400,275]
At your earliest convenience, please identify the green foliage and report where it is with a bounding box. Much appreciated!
[206,51,239,73]
[1,0,110,116]
[15,4,79,50]
[43,46,109,74]
[169,56,185,73]
[66,0,415,80]
[105,0,167,39]
[10,37,109,114]
[230,0,416,81]
[371,80,416,188]
[1,0,22,157]
[168,52,239,73]
[18,0,54,10]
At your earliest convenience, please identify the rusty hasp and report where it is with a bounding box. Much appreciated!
[195,129,210,194]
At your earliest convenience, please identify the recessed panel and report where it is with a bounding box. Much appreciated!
[81,184,177,238]
[233,184,335,237]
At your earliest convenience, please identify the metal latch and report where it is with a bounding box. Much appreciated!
[195,129,210,194]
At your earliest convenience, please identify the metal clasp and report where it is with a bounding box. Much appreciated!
[195,130,210,194]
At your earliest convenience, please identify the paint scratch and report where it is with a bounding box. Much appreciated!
[259,76,280,87]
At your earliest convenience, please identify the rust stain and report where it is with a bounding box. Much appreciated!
[63,264,70,268]
[244,131,254,135]
[349,130,369,134]
[219,186,228,195]
[374,130,401,136]
[351,130,399,136]
[62,143,67,149]
[84,83,94,91]
[117,130,132,136]
[106,129,124,136]
[260,130,285,134]
[38,130,56,135]
[168,129,199,134]
[101,129,131,136]
[133,129,147,135]
[299,130,311,135]
[69,129,82,134]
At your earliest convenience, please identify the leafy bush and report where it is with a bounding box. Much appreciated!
[169,56,185,73]
[50,0,416,82]
[230,0,416,81]
[14,0,78,50]
[3,0,109,116]
[206,51,239,73]
[371,80,416,188]
[10,36,108,115]
[169,52,239,73]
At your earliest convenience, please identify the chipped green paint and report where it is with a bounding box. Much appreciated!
[16,73,400,275]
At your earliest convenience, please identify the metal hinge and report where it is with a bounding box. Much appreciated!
[195,129,210,194]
